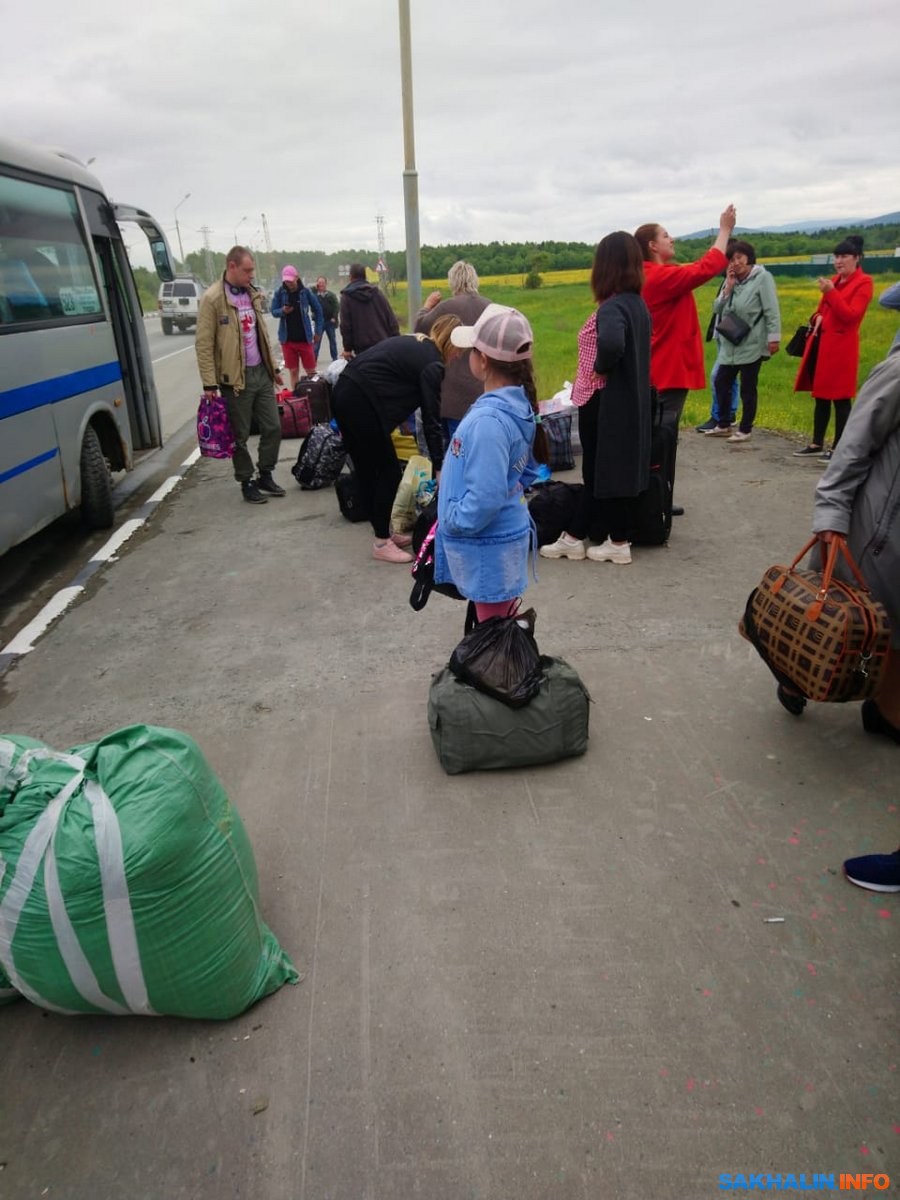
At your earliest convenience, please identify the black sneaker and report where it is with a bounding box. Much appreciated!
[695,419,717,433]
[241,480,268,504]
[843,848,900,893]
[792,445,823,457]
[256,472,286,497]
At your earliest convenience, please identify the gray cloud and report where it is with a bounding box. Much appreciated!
[4,0,898,270]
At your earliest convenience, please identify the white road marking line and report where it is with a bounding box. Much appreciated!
[147,476,184,504]
[88,519,145,564]
[2,587,85,655]
[1,454,199,663]
[151,345,196,364]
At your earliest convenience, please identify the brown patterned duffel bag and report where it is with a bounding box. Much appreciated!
[739,535,891,703]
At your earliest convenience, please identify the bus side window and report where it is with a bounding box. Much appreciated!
[0,175,102,325]
[0,257,50,321]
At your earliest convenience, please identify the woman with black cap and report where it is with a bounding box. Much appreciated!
[793,235,873,462]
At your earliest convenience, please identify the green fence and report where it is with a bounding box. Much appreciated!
[766,255,900,277]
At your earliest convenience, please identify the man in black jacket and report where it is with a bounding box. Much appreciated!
[314,276,340,362]
[339,263,399,359]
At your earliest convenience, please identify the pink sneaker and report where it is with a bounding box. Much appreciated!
[373,540,414,563]
[391,532,413,548]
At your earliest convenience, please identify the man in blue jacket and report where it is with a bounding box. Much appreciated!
[271,266,324,388]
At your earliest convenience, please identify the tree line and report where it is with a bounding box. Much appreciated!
[131,222,900,309]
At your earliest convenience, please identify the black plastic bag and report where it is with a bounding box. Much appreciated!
[448,608,543,708]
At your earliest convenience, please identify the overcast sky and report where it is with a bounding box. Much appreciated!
[4,0,899,271]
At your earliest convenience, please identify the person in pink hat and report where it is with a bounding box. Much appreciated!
[271,266,323,389]
[434,305,550,619]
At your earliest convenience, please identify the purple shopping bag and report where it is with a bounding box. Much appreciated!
[196,395,235,459]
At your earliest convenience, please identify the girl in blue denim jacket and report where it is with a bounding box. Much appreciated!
[434,306,549,622]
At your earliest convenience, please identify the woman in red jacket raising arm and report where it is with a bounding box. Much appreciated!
[634,205,737,515]
[792,235,873,463]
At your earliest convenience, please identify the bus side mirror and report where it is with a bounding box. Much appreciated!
[151,239,174,282]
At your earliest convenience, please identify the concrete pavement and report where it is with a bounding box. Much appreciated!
[0,425,896,1199]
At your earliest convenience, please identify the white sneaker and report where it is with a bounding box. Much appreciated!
[586,538,632,564]
[703,425,732,437]
[539,535,586,560]
[726,430,752,443]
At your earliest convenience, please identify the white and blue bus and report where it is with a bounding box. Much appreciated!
[0,135,174,556]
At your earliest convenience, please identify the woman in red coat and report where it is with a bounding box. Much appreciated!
[793,235,873,461]
[635,204,736,514]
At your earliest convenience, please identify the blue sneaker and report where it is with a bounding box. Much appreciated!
[843,848,900,893]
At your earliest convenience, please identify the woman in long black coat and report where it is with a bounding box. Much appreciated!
[540,231,652,565]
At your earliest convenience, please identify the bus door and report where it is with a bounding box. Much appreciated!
[79,193,169,453]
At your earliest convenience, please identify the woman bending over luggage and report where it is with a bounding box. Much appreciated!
[540,231,652,565]
[331,316,460,563]
[434,305,549,623]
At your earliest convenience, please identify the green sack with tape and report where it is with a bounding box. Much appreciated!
[0,725,299,1018]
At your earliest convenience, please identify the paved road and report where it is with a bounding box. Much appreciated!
[0,315,339,649]
[0,425,895,1199]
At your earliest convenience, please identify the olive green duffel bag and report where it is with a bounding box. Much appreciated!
[427,657,590,775]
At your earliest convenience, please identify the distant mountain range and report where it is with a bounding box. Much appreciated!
[680,211,900,240]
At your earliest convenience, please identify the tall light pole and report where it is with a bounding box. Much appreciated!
[398,0,421,325]
[233,215,248,246]
[174,192,191,268]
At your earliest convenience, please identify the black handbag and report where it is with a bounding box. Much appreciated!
[448,607,544,708]
[716,311,754,345]
[785,324,810,357]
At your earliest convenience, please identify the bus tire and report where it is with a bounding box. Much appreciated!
[161,318,173,335]
[80,425,114,530]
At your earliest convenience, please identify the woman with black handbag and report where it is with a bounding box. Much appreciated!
[702,241,781,443]
[792,235,873,462]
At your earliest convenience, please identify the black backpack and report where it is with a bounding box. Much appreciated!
[291,425,347,490]
[409,498,463,610]
[527,481,583,546]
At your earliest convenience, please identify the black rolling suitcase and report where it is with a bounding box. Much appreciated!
[630,416,675,546]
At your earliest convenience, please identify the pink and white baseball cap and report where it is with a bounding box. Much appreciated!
[450,304,534,362]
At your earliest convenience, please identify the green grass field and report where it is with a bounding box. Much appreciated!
[390,272,900,438]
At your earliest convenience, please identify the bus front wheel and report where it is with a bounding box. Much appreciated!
[80,426,114,530]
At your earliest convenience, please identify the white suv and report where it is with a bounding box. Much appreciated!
[158,275,204,335]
